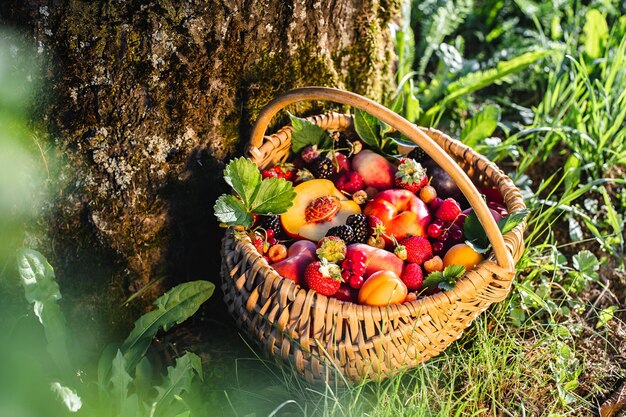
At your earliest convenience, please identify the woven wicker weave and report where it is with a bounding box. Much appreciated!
[220,87,526,384]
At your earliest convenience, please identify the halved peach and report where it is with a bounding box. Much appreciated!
[280,179,361,241]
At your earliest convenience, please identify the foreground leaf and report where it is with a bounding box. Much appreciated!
[223,157,261,207]
[121,281,215,371]
[354,109,381,150]
[111,350,132,409]
[153,352,202,417]
[250,177,296,214]
[214,194,253,227]
[16,249,71,372]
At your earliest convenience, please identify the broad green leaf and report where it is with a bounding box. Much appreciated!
[423,264,465,290]
[250,177,296,214]
[121,281,215,370]
[223,157,261,207]
[354,109,381,149]
[134,356,154,401]
[381,94,404,135]
[461,104,501,148]
[405,86,421,123]
[153,353,202,417]
[583,9,608,59]
[214,194,253,227]
[111,350,132,408]
[572,250,599,282]
[16,249,71,372]
[497,209,529,235]
[97,343,120,389]
[563,154,580,191]
[596,306,618,329]
[50,382,82,412]
[289,114,330,153]
[463,210,490,251]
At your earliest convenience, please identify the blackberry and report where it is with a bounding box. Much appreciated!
[326,225,355,244]
[261,215,282,235]
[408,146,428,163]
[346,214,368,243]
[310,156,334,179]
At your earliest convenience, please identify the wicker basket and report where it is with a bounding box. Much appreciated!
[220,87,526,384]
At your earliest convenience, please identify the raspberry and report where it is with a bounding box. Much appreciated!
[436,198,462,222]
[336,171,365,194]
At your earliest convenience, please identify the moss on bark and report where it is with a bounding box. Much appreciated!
[1,0,400,341]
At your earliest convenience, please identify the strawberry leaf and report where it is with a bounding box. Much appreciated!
[289,114,331,153]
[250,177,296,214]
[423,264,466,290]
[214,195,253,227]
[223,157,261,207]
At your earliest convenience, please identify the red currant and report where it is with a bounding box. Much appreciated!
[427,223,443,238]
[267,237,277,245]
[342,259,353,271]
[352,261,366,276]
[348,274,364,289]
[266,229,275,239]
[342,270,352,281]
[349,250,367,264]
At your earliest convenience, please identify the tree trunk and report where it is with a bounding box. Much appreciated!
[1,0,399,340]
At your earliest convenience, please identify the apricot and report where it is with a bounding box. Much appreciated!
[358,270,408,306]
[442,243,484,272]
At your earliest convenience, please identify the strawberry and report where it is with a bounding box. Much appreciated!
[316,236,347,263]
[252,235,265,254]
[304,196,341,223]
[304,260,342,296]
[435,198,462,222]
[336,171,365,194]
[399,236,433,265]
[394,158,428,193]
[261,163,296,181]
[401,263,424,291]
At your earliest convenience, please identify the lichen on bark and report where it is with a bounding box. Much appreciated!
[1,0,400,340]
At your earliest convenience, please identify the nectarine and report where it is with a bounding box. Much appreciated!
[345,243,404,278]
[352,150,397,190]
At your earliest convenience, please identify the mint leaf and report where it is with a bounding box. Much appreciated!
[423,264,466,290]
[214,195,253,227]
[497,209,529,234]
[223,157,261,207]
[289,114,330,153]
[250,177,296,214]
[354,109,381,149]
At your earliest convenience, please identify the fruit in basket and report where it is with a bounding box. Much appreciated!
[280,179,361,241]
[399,236,433,265]
[345,243,404,278]
[394,158,428,193]
[304,259,343,296]
[358,270,408,306]
[271,240,317,283]
[401,263,424,291]
[336,171,365,194]
[316,236,347,263]
[352,150,397,190]
[422,159,464,203]
[442,243,484,272]
[363,189,431,245]
[435,198,462,222]
[267,244,288,263]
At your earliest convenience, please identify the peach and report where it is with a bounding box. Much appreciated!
[280,179,361,241]
[272,240,317,284]
[363,189,431,246]
[346,243,404,278]
[358,270,407,306]
[352,150,397,190]
[442,243,484,272]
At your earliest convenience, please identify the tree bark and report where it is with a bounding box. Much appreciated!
[1,0,399,339]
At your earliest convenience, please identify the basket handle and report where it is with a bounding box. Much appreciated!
[248,87,515,273]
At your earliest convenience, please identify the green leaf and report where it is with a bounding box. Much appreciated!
[423,265,466,290]
[584,9,609,59]
[16,249,71,372]
[572,250,599,282]
[250,177,296,215]
[463,210,490,251]
[223,157,261,207]
[380,94,404,135]
[563,154,580,191]
[596,306,618,329]
[386,132,417,148]
[289,114,330,153]
[134,356,154,400]
[497,209,529,234]
[153,352,202,417]
[354,109,381,149]
[461,104,501,148]
[214,195,253,227]
[111,350,132,408]
[121,281,214,371]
